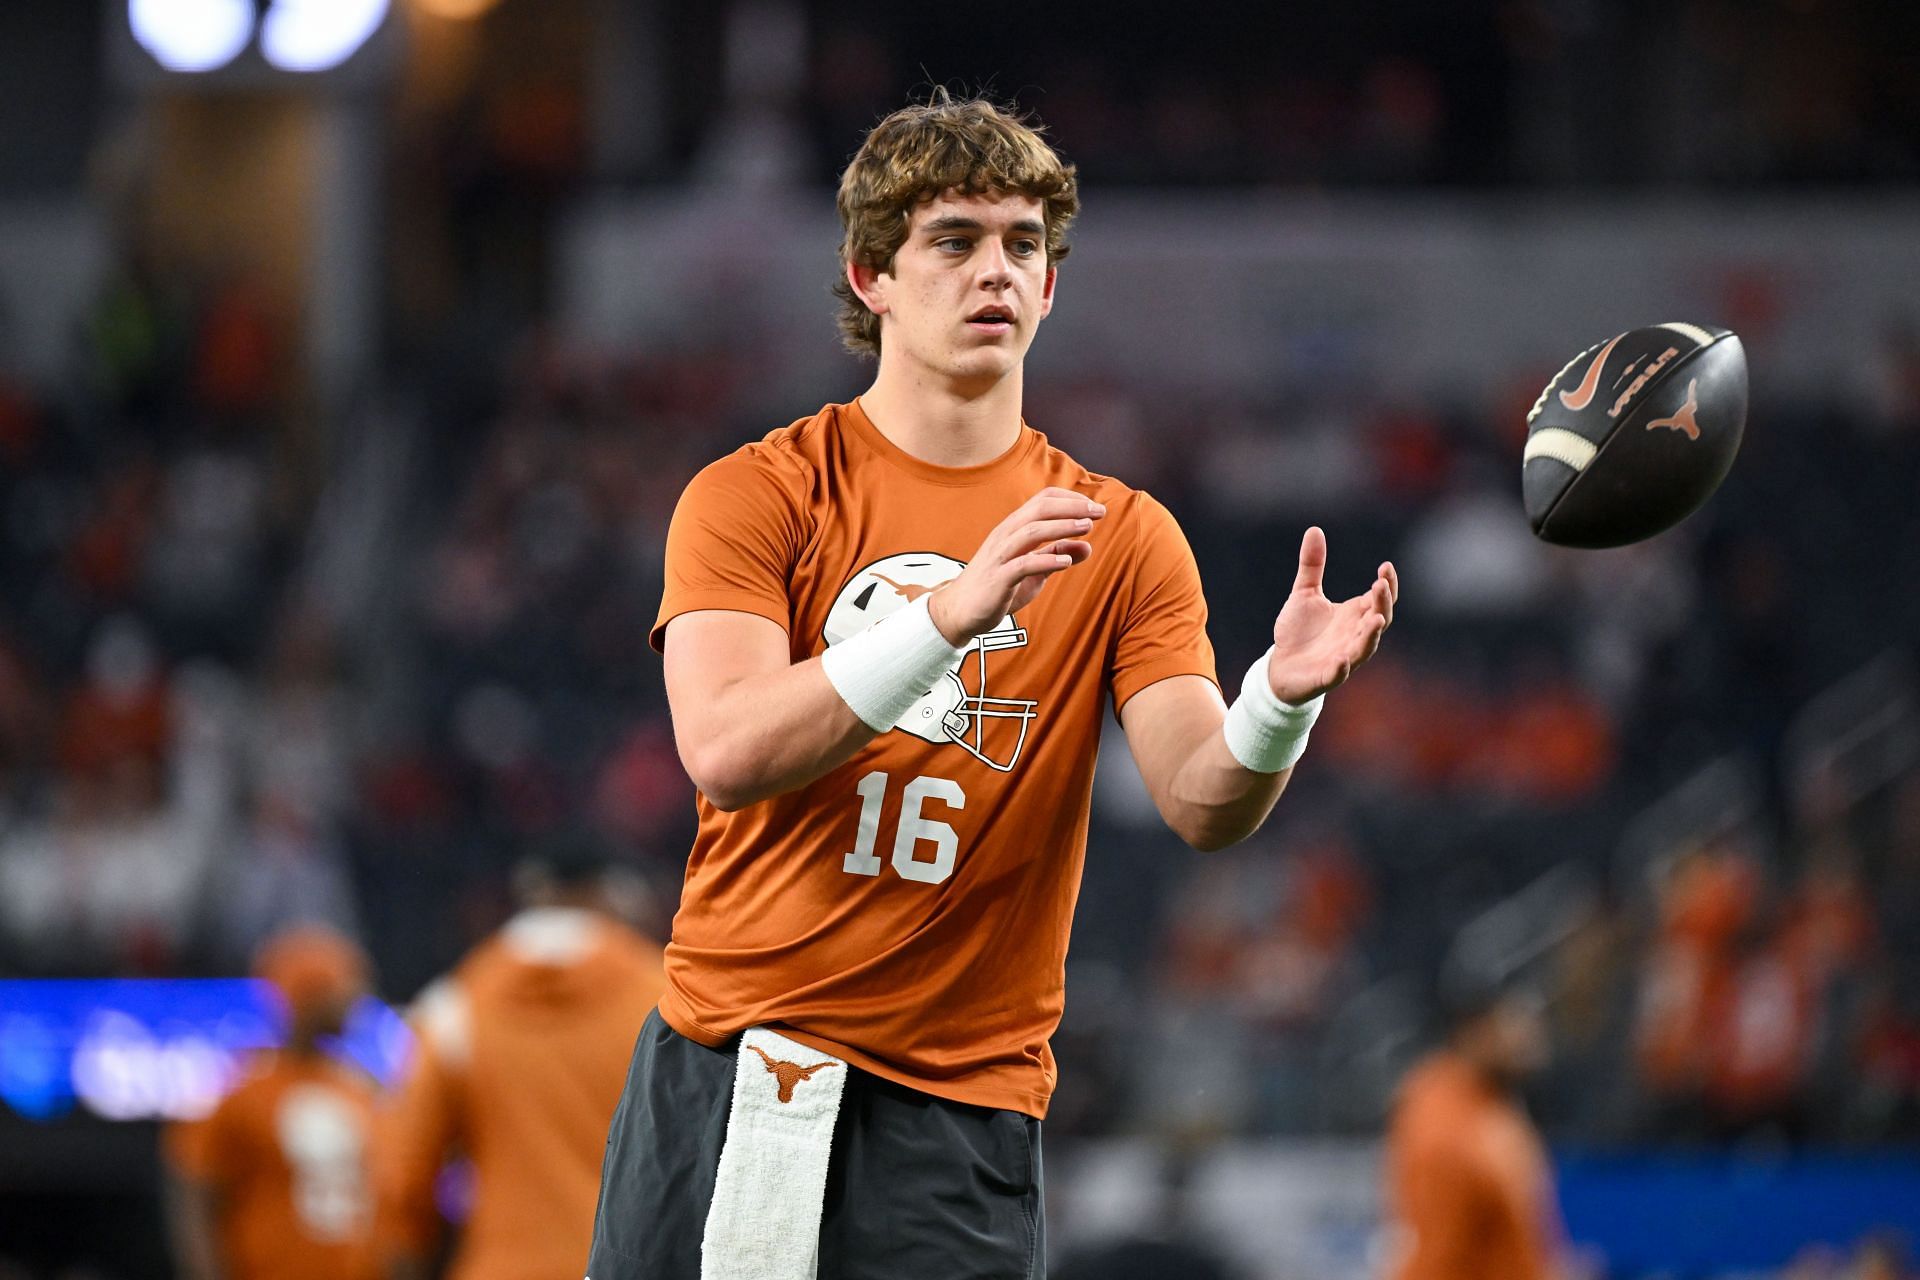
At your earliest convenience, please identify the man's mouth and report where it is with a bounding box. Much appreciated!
[966,306,1015,334]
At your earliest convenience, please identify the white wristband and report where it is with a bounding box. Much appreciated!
[820,595,967,733]
[1222,647,1324,773]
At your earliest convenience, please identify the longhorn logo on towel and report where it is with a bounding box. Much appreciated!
[746,1043,840,1103]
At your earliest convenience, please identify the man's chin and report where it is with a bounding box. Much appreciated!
[942,348,1021,386]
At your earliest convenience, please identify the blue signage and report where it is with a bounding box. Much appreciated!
[0,979,411,1123]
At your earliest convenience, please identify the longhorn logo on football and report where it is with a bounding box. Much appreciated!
[1645,379,1703,440]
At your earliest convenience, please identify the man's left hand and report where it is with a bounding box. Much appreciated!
[1266,526,1398,704]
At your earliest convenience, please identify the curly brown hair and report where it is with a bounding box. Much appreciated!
[833,92,1079,359]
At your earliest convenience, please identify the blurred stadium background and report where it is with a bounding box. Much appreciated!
[2,1,1919,1276]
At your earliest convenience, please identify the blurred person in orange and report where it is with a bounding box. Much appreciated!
[1631,842,1758,1134]
[375,835,665,1280]
[1384,973,1566,1280]
[164,925,381,1280]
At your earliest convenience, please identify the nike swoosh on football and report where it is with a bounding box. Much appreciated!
[1558,334,1624,411]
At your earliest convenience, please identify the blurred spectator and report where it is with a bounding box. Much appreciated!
[163,926,382,1280]
[1704,909,1818,1142]
[0,620,226,973]
[188,273,286,425]
[1401,466,1551,616]
[1631,844,1758,1138]
[211,787,363,967]
[55,616,168,782]
[142,444,273,660]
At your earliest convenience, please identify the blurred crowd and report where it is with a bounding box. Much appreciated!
[0,0,1918,1199]
[0,259,352,979]
[4,237,1918,1158]
[528,0,1920,191]
[800,0,1920,188]
[230,0,1920,199]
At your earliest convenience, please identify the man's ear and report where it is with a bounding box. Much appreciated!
[846,259,889,318]
[1039,265,1057,319]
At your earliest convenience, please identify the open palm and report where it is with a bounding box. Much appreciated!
[1266,527,1398,705]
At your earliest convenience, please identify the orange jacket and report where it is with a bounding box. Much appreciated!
[377,910,665,1280]
[1385,1052,1563,1280]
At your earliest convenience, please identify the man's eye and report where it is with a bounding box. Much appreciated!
[1011,240,1040,257]
[936,237,970,252]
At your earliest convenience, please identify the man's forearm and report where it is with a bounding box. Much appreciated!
[679,656,879,810]
[1159,721,1292,851]
[671,594,973,811]
[1119,669,1325,853]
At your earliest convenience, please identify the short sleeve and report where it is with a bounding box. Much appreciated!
[1108,494,1218,713]
[650,447,811,652]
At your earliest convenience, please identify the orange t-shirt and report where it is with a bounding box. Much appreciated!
[165,1052,381,1280]
[376,910,666,1280]
[651,398,1216,1116]
[1385,1053,1562,1280]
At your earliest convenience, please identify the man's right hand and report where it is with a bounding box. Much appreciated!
[928,487,1103,645]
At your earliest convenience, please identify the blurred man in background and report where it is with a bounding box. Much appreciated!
[376,836,665,1280]
[1384,973,1564,1280]
[163,925,381,1280]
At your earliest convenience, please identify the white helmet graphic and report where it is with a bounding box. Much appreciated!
[823,552,1038,772]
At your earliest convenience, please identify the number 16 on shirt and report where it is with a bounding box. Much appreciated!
[843,772,966,885]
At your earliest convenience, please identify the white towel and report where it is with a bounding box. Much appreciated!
[701,1027,849,1280]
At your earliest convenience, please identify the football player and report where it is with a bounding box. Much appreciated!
[1384,976,1565,1280]
[164,926,382,1280]
[376,837,665,1280]
[587,91,1398,1279]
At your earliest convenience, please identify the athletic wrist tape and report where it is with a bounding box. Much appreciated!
[1222,647,1325,773]
[820,595,968,733]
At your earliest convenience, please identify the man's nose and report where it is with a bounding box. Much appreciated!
[976,241,1013,289]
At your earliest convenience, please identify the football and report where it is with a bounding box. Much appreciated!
[1522,323,1748,548]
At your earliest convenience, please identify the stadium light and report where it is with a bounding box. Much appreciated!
[127,0,254,72]
[259,0,391,72]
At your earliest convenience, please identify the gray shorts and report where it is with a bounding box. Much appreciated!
[587,1008,1045,1279]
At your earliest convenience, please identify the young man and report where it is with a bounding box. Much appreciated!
[588,93,1398,1278]
[376,838,666,1280]
[165,926,382,1280]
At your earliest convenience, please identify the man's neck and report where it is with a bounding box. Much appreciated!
[1450,1043,1517,1099]
[858,360,1025,468]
